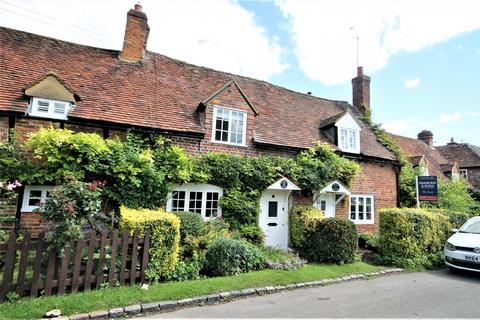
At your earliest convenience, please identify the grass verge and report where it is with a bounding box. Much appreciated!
[0,262,379,319]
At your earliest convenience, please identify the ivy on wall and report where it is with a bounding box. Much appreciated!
[0,127,361,229]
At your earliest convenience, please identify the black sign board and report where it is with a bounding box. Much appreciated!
[417,176,438,201]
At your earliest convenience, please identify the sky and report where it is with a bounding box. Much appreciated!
[1,0,479,146]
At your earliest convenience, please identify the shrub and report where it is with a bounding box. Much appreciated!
[181,218,230,259]
[426,208,471,229]
[236,224,265,245]
[42,179,102,251]
[203,237,266,276]
[173,211,205,244]
[166,257,203,282]
[289,205,324,249]
[219,189,259,229]
[303,218,357,264]
[378,208,450,269]
[119,207,180,281]
[358,232,380,252]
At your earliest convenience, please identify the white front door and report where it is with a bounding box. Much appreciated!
[314,193,336,218]
[259,190,289,250]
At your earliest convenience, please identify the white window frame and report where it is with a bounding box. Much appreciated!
[338,127,360,153]
[459,169,468,181]
[28,97,71,120]
[349,194,374,224]
[21,185,54,212]
[166,184,223,220]
[211,106,247,146]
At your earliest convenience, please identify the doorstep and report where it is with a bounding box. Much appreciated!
[55,268,404,320]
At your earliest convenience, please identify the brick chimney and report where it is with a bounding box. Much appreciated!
[119,3,150,62]
[352,66,371,116]
[418,130,433,146]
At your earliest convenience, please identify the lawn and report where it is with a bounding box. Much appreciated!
[0,262,379,319]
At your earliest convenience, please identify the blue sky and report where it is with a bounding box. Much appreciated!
[1,0,479,145]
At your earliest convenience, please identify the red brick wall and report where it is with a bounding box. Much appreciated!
[0,116,9,142]
[19,212,48,238]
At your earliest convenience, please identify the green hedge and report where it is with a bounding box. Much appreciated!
[425,208,471,229]
[173,211,205,244]
[289,205,324,249]
[303,218,357,264]
[203,237,266,276]
[378,208,450,269]
[119,207,180,281]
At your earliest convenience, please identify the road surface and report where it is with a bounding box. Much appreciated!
[137,269,480,318]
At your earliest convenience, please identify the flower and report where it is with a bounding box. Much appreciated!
[140,284,149,291]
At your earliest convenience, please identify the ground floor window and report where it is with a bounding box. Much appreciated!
[349,194,374,224]
[166,184,223,220]
[21,185,54,212]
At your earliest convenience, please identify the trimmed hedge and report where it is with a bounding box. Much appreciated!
[119,207,181,281]
[289,205,324,249]
[173,211,205,243]
[378,208,450,269]
[203,237,266,276]
[303,218,357,264]
[426,208,471,229]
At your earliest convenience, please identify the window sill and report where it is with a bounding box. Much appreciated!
[350,219,375,225]
[28,113,68,121]
[210,140,248,148]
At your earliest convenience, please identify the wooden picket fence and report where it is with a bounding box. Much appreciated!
[0,230,150,302]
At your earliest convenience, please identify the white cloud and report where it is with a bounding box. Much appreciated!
[404,78,421,89]
[439,112,462,123]
[381,119,416,135]
[0,0,286,80]
[276,0,480,85]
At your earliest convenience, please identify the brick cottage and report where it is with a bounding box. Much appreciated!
[0,5,400,247]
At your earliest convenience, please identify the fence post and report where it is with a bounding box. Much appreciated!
[0,231,17,301]
[84,232,96,291]
[16,232,31,296]
[95,232,107,289]
[30,232,46,298]
[57,242,72,295]
[71,237,84,293]
[140,231,150,284]
[119,231,129,285]
[44,250,57,296]
[108,230,119,287]
[130,229,139,285]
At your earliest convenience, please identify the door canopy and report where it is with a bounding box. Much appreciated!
[316,180,351,204]
[266,176,301,191]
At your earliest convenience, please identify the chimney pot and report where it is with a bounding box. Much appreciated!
[134,3,142,12]
[418,130,433,146]
[357,66,363,76]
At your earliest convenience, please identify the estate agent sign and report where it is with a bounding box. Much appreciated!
[416,176,438,207]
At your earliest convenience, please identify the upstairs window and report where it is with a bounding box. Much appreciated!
[212,106,246,146]
[339,128,360,153]
[21,185,54,212]
[29,97,70,120]
[459,169,468,181]
[166,184,223,220]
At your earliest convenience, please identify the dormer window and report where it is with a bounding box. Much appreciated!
[339,128,359,153]
[29,97,71,120]
[212,106,246,146]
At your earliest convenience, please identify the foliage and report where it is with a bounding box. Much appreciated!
[172,211,205,244]
[425,208,471,229]
[358,232,380,252]
[219,189,260,229]
[119,207,180,281]
[165,258,203,282]
[289,205,324,249]
[295,143,360,191]
[181,219,231,260]
[302,218,358,264]
[0,134,27,183]
[203,237,266,276]
[422,179,478,214]
[260,246,307,270]
[235,224,265,245]
[41,179,102,251]
[378,208,450,269]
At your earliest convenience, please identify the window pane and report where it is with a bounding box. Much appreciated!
[37,100,49,112]
[30,190,42,198]
[189,192,202,214]
[320,200,326,212]
[268,201,278,217]
[358,197,364,220]
[205,192,219,218]
[171,191,186,211]
[28,199,41,206]
[54,102,66,114]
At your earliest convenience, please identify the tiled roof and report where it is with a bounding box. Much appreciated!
[389,133,452,178]
[436,143,480,168]
[0,27,395,161]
